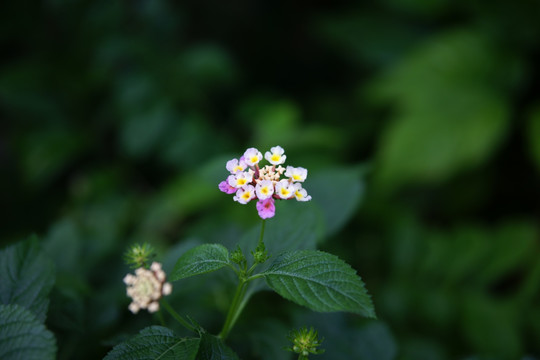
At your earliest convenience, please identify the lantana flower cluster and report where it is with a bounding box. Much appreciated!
[123,262,172,314]
[219,146,311,219]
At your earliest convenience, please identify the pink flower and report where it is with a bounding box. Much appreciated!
[219,146,311,219]
[219,180,236,194]
[256,198,276,219]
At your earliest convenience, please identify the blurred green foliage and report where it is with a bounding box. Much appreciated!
[1,0,540,359]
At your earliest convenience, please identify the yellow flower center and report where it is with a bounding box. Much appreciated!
[238,179,247,186]
[271,154,280,162]
[293,174,301,180]
[251,156,258,163]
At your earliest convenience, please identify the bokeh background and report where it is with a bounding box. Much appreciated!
[2,0,540,359]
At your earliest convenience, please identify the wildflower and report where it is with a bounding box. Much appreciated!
[286,327,325,359]
[244,148,263,166]
[123,262,172,314]
[228,172,253,188]
[293,183,312,202]
[233,184,256,204]
[256,198,275,219]
[218,146,312,219]
[265,145,287,165]
[275,180,295,199]
[285,166,308,182]
[226,158,247,174]
[255,180,275,200]
[218,180,236,194]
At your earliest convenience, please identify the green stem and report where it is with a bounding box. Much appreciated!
[161,298,196,333]
[218,279,247,340]
[157,308,166,327]
[246,262,258,276]
[258,219,266,246]
[246,273,265,282]
[219,219,267,341]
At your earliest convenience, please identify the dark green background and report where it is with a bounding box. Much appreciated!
[2,0,540,359]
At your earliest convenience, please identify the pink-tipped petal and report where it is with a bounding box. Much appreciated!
[256,198,276,219]
[219,180,236,194]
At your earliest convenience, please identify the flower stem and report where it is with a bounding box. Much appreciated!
[258,219,266,246]
[218,279,247,340]
[157,308,166,327]
[161,298,196,333]
[219,219,267,341]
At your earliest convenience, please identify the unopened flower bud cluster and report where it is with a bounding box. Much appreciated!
[123,262,172,314]
[219,146,312,219]
[287,326,325,359]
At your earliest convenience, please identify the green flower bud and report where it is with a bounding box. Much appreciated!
[231,246,247,266]
[286,326,325,359]
[251,241,269,264]
[123,243,156,269]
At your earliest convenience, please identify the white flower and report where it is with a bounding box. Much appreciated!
[293,183,312,202]
[128,303,140,314]
[233,185,256,204]
[147,302,160,313]
[285,166,308,182]
[255,180,275,200]
[123,274,136,285]
[264,146,287,165]
[275,180,295,199]
[226,158,247,174]
[124,262,172,314]
[244,148,263,166]
[162,283,172,296]
[151,262,166,281]
[227,172,253,188]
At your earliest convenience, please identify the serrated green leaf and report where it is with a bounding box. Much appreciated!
[261,250,375,317]
[171,244,230,281]
[234,202,325,297]
[103,326,200,360]
[0,236,55,322]
[196,332,240,360]
[0,304,56,360]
